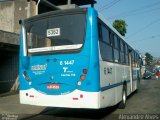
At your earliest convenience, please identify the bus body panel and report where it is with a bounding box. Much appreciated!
[20,89,100,109]
[97,14,140,108]
[99,55,130,108]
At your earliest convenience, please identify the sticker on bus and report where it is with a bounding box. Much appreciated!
[47,84,60,90]
[47,28,60,37]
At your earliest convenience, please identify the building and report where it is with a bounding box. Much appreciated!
[0,0,37,93]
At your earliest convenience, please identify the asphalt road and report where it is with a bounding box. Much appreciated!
[0,79,160,120]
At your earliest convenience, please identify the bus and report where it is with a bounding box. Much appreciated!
[19,7,141,109]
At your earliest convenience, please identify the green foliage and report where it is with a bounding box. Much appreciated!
[113,20,127,36]
[145,52,153,66]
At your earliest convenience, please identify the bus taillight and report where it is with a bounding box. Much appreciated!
[23,71,29,80]
[83,69,88,74]
[83,8,87,12]
[80,75,85,80]
[25,76,29,80]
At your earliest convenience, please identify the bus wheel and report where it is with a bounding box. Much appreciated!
[118,85,127,109]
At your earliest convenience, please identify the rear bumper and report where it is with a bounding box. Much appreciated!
[20,88,100,109]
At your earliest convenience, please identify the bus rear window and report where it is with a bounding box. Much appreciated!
[25,13,86,54]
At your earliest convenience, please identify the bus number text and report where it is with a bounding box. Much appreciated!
[47,28,60,37]
[60,60,74,66]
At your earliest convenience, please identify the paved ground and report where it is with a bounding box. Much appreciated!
[0,79,160,120]
[0,92,45,119]
[114,79,160,114]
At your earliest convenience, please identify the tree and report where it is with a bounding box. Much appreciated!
[113,20,127,36]
[145,52,153,66]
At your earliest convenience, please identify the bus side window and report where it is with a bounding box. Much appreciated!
[132,51,135,67]
[109,32,114,46]
[135,53,138,67]
[98,22,102,41]
[120,40,125,64]
[102,26,110,44]
[125,44,129,65]
[99,24,113,62]
[113,35,120,63]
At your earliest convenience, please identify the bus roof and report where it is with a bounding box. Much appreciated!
[23,8,86,23]
[33,0,96,6]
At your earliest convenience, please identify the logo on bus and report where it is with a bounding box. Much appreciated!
[31,64,47,71]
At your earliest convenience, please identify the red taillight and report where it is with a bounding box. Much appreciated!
[83,69,88,74]
[83,8,87,12]
[73,98,79,100]
[25,76,29,80]
[80,94,83,98]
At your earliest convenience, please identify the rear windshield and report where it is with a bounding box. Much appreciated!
[25,12,86,54]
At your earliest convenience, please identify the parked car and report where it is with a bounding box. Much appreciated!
[143,71,153,79]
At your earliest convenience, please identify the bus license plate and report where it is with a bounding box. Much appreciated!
[47,84,60,90]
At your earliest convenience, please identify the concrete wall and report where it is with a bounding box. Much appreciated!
[0,0,36,34]
[14,0,36,33]
[0,1,15,33]
[0,30,19,45]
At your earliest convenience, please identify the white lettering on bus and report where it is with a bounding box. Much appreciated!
[60,60,74,66]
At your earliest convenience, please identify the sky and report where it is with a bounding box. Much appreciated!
[92,0,160,58]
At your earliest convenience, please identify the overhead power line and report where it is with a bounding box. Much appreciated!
[130,34,160,43]
[108,7,160,20]
[99,0,121,12]
[107,1,160,19]
[127,17,160,39]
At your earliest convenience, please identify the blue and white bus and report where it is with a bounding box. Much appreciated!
[19,8,141,109]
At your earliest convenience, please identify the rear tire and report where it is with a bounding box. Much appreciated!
[118,85,127,109]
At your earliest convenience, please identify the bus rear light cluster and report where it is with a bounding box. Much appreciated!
[80,69,88,80]
[78,69,88,86]
[23,71,29,80]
